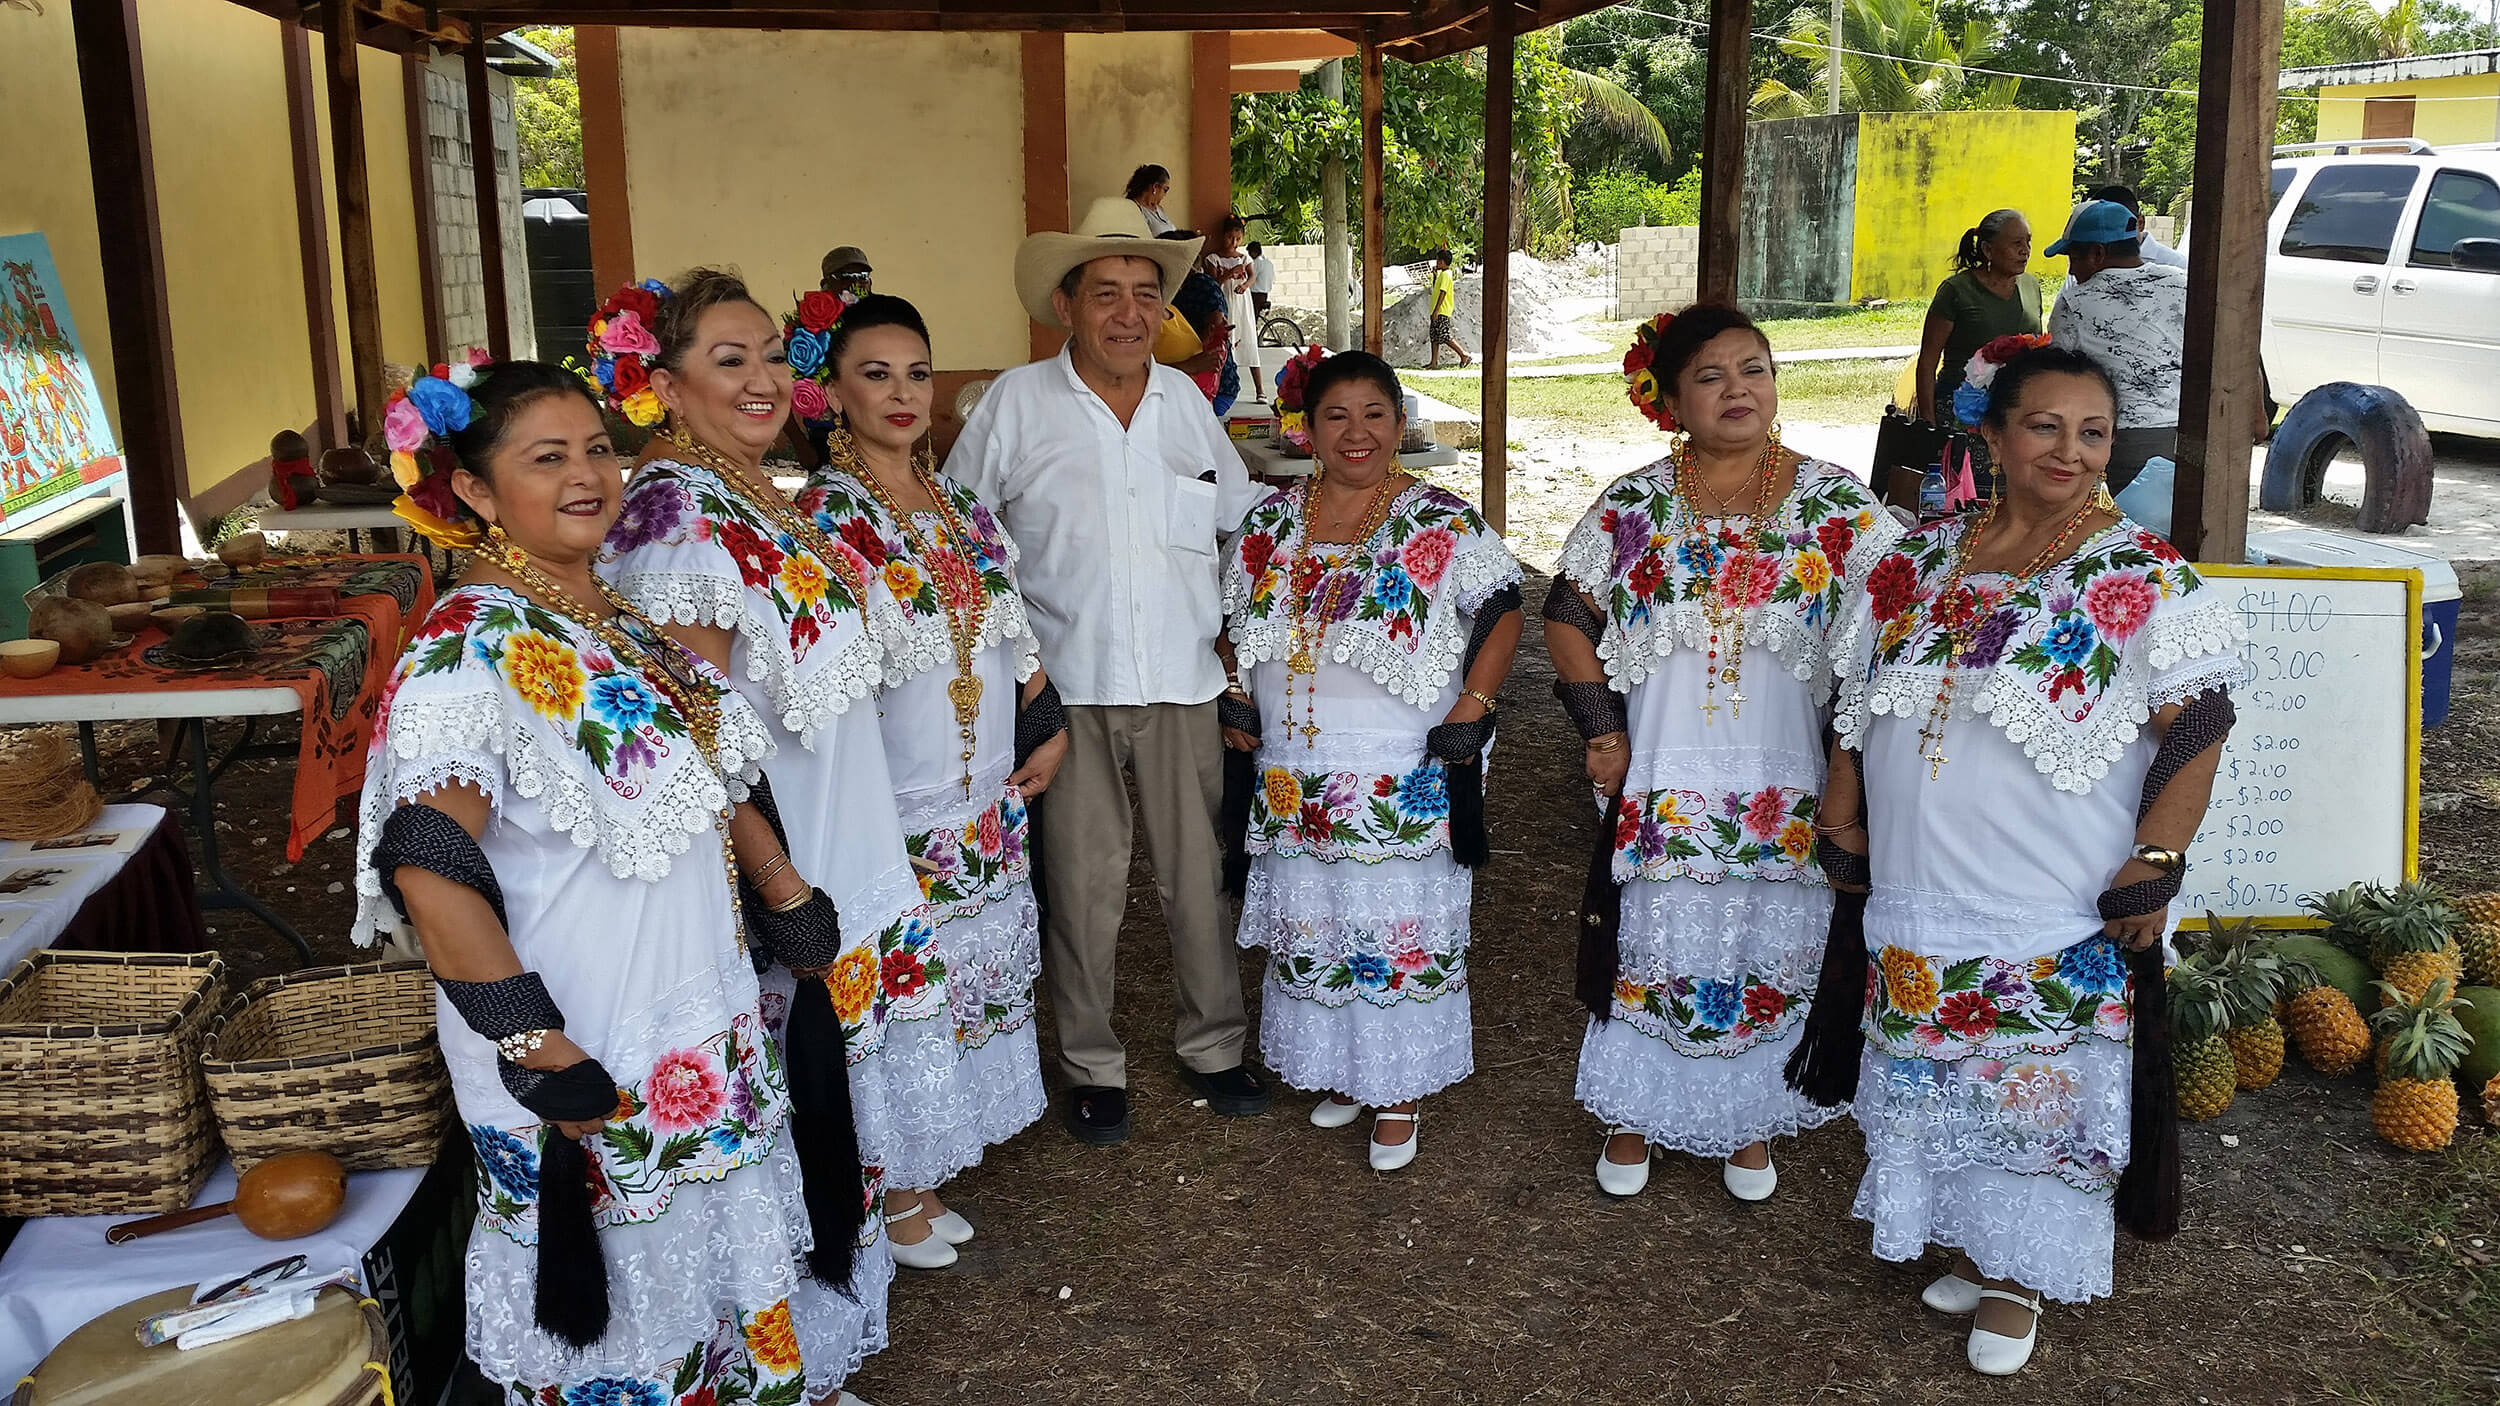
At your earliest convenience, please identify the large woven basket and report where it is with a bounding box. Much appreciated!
[0,950,225,1216]
[202,960,449,1173]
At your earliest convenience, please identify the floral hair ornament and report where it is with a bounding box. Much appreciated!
[584,280,674,428]
[780,289,852,428]
[385,350,493,550]
[1950,332,2054,430]
[1623,311,1677,431]
[1270,345,1329,452]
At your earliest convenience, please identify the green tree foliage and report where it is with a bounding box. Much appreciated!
[1751,0,2025,118]
[1989,0,2192,185]
[1572,167,1704,242]
[512,26,583,190]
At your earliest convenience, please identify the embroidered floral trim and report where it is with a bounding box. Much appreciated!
[1248,760,1454,865]
[1859,1049,2127,1197]
[1607,971,1808,1058]
[1227,482,1522,710]
[798,470,1044,691]
[1610,784,1820,885]
[1834,519,2248,794]
[1267,936,1466,1010]
[1864,936,2134,1061]
[906,784,1031,926]
[1555,457,1902,692]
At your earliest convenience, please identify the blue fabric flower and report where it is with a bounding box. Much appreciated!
[469,1123,539,1203]
[786,327,829,377]
[1372,563,1413,612]
[589,673,658,732]
[1348,953,1392,989]
[562,1378,667,1406]
[708,1126,743,1157]
[593,357,615,392]
[1395,763,1449,821]
[1951,380,1991,428]
[2042,614,2098,667]
[1692,978,1743,1030]
[1676,537,1721,575]
[406,376,472,436]
[2056,937,2128,994]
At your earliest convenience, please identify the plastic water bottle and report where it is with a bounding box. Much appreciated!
[1919,464,1948,519]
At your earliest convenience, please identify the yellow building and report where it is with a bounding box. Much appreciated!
[2284,50,2500,149]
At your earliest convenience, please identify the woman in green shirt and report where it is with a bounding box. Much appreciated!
[1914,209,2040,424]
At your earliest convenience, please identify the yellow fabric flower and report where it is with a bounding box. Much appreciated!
[1280,410,1306,436]
[1262,766,1302,819]
[1614,977,1646,1009]
[1877,614,1916,654]
[1790,548,1834,596]
[826,949,878,1025]
[620,386,663,427]
[884,559,925,600]
[742,1299,803,1375]
[1653,794,1691,829]
[1778,817,1813,864]
[390,450,421,488]
[1878,946,1939,1017]
[779,552,829,607]
[1631,369,1657,402]
[501,630,585,722]
[2031,955,2062,983]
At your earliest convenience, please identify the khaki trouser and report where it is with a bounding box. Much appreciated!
[1039,701,1247,1088]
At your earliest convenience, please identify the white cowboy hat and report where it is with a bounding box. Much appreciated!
[1014,197,1203,329]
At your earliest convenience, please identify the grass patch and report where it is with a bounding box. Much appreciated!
[1427,361,1896,436]
[1756,299,1930,350]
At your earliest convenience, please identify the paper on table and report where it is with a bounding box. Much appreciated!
[0,804,166,972]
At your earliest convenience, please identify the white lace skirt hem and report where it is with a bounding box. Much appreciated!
[1574,1015,1847,1157]
[1258,970,1475,1105]
[870,1015,1047,1191]
[793,1232,895,1393]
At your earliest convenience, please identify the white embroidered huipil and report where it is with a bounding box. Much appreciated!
[1555,457,1903,1158]
[1223,481,1521,1106]
[795,466,1047,1188]
[350,584,889,1402]
[1831,515,2246,1303]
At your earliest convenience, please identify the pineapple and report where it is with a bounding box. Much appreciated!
[2284,978,2372,1075]
[2368,979,2473,1151]
[2457,891,2500,988]
[2172,956,2238,1122]
[2364,881,2467,1006]
[2209,915,2290,1090]
[2301,881,2383,960]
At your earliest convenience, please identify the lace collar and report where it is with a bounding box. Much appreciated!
[1226,480,1521,709]
[795,467,1041,690]
[1833,516,2249,795]
[351,583,773,941]
[600,455,896,745]
[1556,455,1901,692]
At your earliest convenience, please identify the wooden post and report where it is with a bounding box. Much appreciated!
[1697,0,1753,305]
[1022,32,1070,363]
[1189,33,1232,231]
[1360,23,1385,356]
[1318,58,1350,350]
[577,27,635,300]
[2171,0,2283,563]
[69,0,185,553]
[282,22,346,451]
[404,52,446,367]
[321,0,387,435]
[464,32,513,362]
[1481,0,1514,533]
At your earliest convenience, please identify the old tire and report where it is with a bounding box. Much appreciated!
[2259,382,2432,533]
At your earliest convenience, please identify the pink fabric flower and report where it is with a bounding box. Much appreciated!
[2082,570,2159,643]
[1400,527,1457,588]
[1741,786,1786,841]
[383,396,430,454]
[975,806,1004,859]
[643,1047,727,1132]
[598,309,660,356]
[790,378,829,422]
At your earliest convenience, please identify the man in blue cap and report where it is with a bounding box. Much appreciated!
[2047,199,2187,490]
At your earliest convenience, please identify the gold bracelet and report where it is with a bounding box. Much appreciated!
[767,886,814,914]
[1586,733,1626,753]
[748,852,790,892]
[1813,815,1863,836]
[1462,687,1497,711]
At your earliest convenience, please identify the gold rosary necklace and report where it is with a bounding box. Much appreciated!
[1913,498,2103,780]
[1674,440,1780,724]
[837,430,991,796]
[483,525,745,949]
[1283,467,1406,749]
[663,427,875,636]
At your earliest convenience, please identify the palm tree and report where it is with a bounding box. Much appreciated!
[2298,0,2432,62]
[1750,0,2023,118]
[1458,50,1675,252]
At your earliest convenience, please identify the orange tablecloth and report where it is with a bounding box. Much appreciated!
[0,554,432,859]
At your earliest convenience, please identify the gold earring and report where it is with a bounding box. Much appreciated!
[668,416,694,450]
[485,522,529,573]
[1767,419,1785,450]
[2093,478,2119,513]
[823,417,863,474]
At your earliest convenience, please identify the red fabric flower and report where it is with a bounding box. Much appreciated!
[1741,786,1786,841]
[797,290,844,332]
[610,355,649,399]
[1866,553,1921,622]
[1622,340,1653,375]
[836,515,889,569]
[881,949,928,999]
[1627,555,1667,601]
[1742,984,1788,1025]
[1298,801,1334,843]
[1614,798,1641,847]
[1239,530,1276,583]
[421,591,484,641]
[716,519,785,589]
[1375,776,1399,797]
[1936,990,1999,1038]
[609,286,661,326]
[789,608,821,652]
[1815,518,1855,565]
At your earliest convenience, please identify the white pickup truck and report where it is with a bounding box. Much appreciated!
[2260,141,2500,437]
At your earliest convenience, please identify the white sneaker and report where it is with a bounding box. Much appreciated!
[1922,1270,1985,1314]
[1966,1289,2040,1375]
[929,1208,975,1245]
[1594,1130,1652,1197]
[1721,1154,1778,1202]
[1310,1096,1364,1129]
[882,1211,958,1270]
[1368,1110,1418,1171]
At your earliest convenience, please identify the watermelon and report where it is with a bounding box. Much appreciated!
[2277,934,2375,1010]
[2454,985,2500,1096]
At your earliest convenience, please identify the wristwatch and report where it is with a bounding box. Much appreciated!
[2130,844,2188,877]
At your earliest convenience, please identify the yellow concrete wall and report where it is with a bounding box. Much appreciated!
[1848,109,2078,305]
[1066,35,1198,230]
[2313,74,2500,147]
[310,41,432,372]
[0,3,116,443]
[617,31,1028,371]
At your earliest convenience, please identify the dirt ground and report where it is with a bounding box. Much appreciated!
[84,528,2498,1403]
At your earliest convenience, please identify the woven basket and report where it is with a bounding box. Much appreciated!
[0,950,225,1216]
[201,961,449,1173]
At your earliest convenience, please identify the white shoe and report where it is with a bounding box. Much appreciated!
[1721,1153,1778,1202]
[1922,1270,1985,1314]
[928,1208,975,1245]
[1966,1289,2040,1376]
[835,1394,873,1406]
[1311,1096,1364,1129]
[1368,1110,1418,1171]
[882,1212,958,1270]
[1594,1130,1652,1197]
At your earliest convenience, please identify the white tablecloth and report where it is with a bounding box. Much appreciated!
[0,1161,426,1383]
[0,804,166,972]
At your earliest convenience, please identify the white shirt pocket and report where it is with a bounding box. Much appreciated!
[1167,474,1220,556]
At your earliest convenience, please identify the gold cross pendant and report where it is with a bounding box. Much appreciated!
[1299,720,1321,746]
[1726,688,1746,719]
[1926,750,1948,781]
[1701,698,1720,724]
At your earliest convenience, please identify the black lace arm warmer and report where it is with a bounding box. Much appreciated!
[2096,688,2236,920]
[374,801,507,929]
[1554,681,1629,742]
[1017,677,1068,767]
[1539,578,1604,647]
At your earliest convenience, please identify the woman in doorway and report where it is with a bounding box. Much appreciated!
[1915,209,2041,426]
[1128,164,1177,236]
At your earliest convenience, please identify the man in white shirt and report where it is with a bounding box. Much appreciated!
[2046,200,2189,489]
[947,197,1270,1145]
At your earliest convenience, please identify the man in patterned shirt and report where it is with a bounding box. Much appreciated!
[2047,200,2187,492]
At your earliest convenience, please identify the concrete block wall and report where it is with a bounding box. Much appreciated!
[1262,243,1330,309]
[1613,224,1700,319]
[421,57,535,360]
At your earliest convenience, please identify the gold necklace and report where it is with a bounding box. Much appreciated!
[483,525,745,949]
[1674,441,1780,724]
[662,426,875,632]
[838,429,991,796]
[1283,467,1407,749]
[1913,498,2103,780]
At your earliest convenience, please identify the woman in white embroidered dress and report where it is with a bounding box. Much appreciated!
[1820,345,2240,1374]
[793,295,1062,1266]
[355,361,878,1404]
[1218,352,1522,1170]
[1548,304,1903,1202]
[595,272,912,1348]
